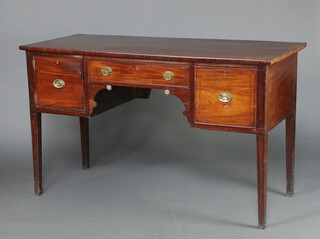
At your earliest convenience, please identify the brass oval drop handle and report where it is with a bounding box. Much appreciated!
[217,92,233,103]
[53,79,65,89]
[101,66,112,76]
[163,71,175,81]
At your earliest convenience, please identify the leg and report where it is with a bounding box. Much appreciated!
[80,117,90,170]
[257,133,268,229]
[30,112,42,195]
[286,113,296,197]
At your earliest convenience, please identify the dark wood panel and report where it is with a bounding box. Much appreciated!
[26,55,36,107]
[20,34,306,65]
[88,59,189,87]
[265,54,297,131]
[194,66,256,127]
[256,66,266,129]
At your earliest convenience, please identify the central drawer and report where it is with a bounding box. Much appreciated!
[88,59,189,87]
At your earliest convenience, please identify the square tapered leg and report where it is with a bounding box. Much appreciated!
[286,113,296,197]
[30,112,42,195]
[257,133,268,229]
[80,117,90,170]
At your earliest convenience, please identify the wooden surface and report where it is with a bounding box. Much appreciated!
[30,112,42,195]
[257,134,268,229]
[88,59,189,87]
[265,54,297,131]
[194,66,256,127]
[20,34,306,65]
[34,56,85,111]
[286,113,296,197]
[80,117,90,170]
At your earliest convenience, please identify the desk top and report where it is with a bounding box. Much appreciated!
[20,34,306,65]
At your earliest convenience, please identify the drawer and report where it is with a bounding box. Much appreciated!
[88,59,189,86]
[195,66,256,127]
[34,56,84,111]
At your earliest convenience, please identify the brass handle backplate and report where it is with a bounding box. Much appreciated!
[163,71,175,81]
[53,79,65,89]
[101,66,112,76]
[217,92,233,103]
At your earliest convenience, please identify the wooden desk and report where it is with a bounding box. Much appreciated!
[20,34,306,229]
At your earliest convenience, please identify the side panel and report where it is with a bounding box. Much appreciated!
[265,54,297,131]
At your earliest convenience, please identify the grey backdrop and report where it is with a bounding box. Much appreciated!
[1,0,320,238]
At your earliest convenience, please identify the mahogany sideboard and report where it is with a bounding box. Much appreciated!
[19,34,306,229]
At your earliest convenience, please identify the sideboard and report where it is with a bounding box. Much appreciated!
[20,34,306,229]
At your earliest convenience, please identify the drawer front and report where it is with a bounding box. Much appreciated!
[88,59,189,86]
[34,56,84,111]
[195,67,256,127]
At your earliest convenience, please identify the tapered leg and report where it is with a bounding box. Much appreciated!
[257,133,268,229]
[80,117,90,170]
[286,113,296,197]
[30,112,42,195]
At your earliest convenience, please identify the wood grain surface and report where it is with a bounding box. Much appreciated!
[34,56,85,111]
[20,34,306,65]
[88,59,189,87]
[265,54,297,131]
[195,66,256,127]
